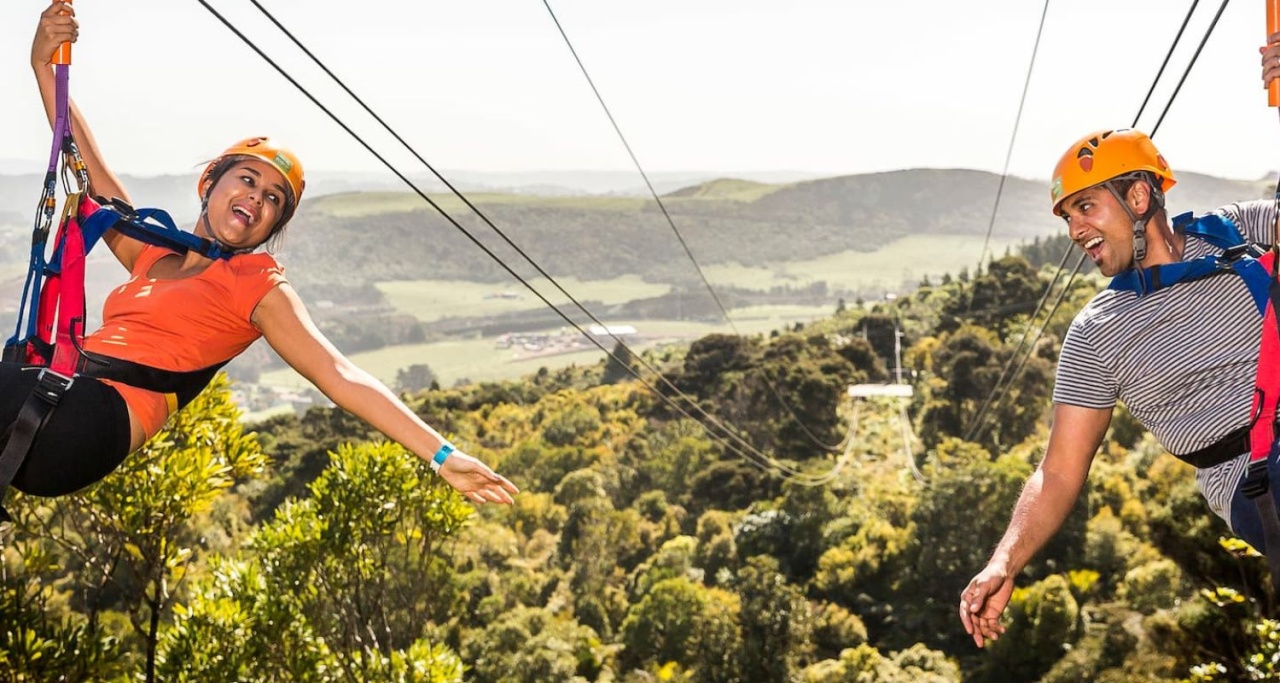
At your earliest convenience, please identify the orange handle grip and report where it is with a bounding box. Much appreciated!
[52,0,72,65]
[1270,0,1280,105]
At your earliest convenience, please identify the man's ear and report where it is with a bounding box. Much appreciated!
[1129,180,1151,214]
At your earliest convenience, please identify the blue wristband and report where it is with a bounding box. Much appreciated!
[430,442,455,472]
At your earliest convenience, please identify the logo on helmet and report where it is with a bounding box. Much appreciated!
[1051,178,1064,202]
[272,152,294,176]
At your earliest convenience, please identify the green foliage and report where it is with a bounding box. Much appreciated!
[666,332,860,455]
[735,555,812,683]
[800,642,959,682]
[395,362,439,393]
[159,440,472,681]
[0,539,127,681]
[603,341,639,385]
[943,255,1045,339]
[894,441,1034,650]
[16,374,267,680]
[461,606,606,683]
[809,601,868,660]
[982,574,1080,682]
[5,228,1268,682]
[916,324,1052,451]
[619,577,709,671]
[1120,559,1185,614]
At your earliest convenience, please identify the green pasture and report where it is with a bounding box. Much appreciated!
[254,232,1020,397]
[375,235,1016,325]
[666,178,783,202]
[257,304,834,391]
[310,191,645,218]
[703,235,1021,293]
[377,276,673,324]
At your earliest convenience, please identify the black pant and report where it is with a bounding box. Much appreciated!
[1,363,132,497]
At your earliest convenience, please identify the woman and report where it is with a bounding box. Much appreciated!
[7,2,518,506]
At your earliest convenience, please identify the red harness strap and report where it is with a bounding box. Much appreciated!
[29,194,94,376]
[1242,251,1280,600]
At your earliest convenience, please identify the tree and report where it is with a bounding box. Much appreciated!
[394,363,438,394]
[619,577,708,672]
[0,535,127,681]
[736,555,811,682]
[18,374,266,683]
[981,575,1081,683]
[462,606,605,683]
[603,341,638,384]
[158,440,473,681]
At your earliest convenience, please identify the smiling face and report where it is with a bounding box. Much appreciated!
[1058,182,1141,277]
[198,158,291,250]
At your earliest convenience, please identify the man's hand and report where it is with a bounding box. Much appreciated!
[959,563,1015,648]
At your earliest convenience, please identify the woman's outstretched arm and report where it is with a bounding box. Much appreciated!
[253,282,519,504]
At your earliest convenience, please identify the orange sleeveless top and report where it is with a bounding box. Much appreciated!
[82,244,287,437]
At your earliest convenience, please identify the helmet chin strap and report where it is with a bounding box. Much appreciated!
[1103,180,1149,265]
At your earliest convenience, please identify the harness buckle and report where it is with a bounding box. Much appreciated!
[34,368,74,406]
[1223,243,1267,263]
[1241,458,1272,499]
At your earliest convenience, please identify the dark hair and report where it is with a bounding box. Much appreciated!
[201,155,298,252]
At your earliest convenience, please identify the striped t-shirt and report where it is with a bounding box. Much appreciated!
[1053,199,1276,526]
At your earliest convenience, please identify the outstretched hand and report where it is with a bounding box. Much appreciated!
[959,563,1015,648]
[437,450,519,505]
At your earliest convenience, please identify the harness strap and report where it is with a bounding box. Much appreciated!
[31,194,90,375]
[1108,212,1271,313]
[1177,424,1251,469]
[76,355,227,411]
[0,369,74,523]
[1240,251,1280,599]
[80,200,236,261]
[1103,214,1280,595]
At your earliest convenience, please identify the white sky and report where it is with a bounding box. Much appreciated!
[0,0,1278,182]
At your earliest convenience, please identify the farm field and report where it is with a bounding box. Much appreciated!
[371,234,1020,325]
[376,275,672,323]
[254,233,1020,405]
[257,303,834,391]
[701,235,1021,293]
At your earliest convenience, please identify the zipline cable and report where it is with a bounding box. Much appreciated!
[539,0,847,452]
[1150,0,1231,137]
[963,239,1073,441]
[1132,0,1201,127]
[971,0,1051,279]
[966,1,1227,444]
[201,0,841,484]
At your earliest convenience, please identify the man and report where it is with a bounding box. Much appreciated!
[958,127,1278,648]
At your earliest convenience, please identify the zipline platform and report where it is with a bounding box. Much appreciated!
[847,384,913,399]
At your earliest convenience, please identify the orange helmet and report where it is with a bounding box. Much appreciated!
[1050,129,1174,215]
[198,137,306,207]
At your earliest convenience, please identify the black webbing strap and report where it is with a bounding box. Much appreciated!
[0,369,73,523]
[76,355,226,411]
[1178,424,1251,469]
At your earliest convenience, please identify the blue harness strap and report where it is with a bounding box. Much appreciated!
[76,201,235,262]
[1108,211,1271,314]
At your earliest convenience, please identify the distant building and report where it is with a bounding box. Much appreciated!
[588,324,637,338]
